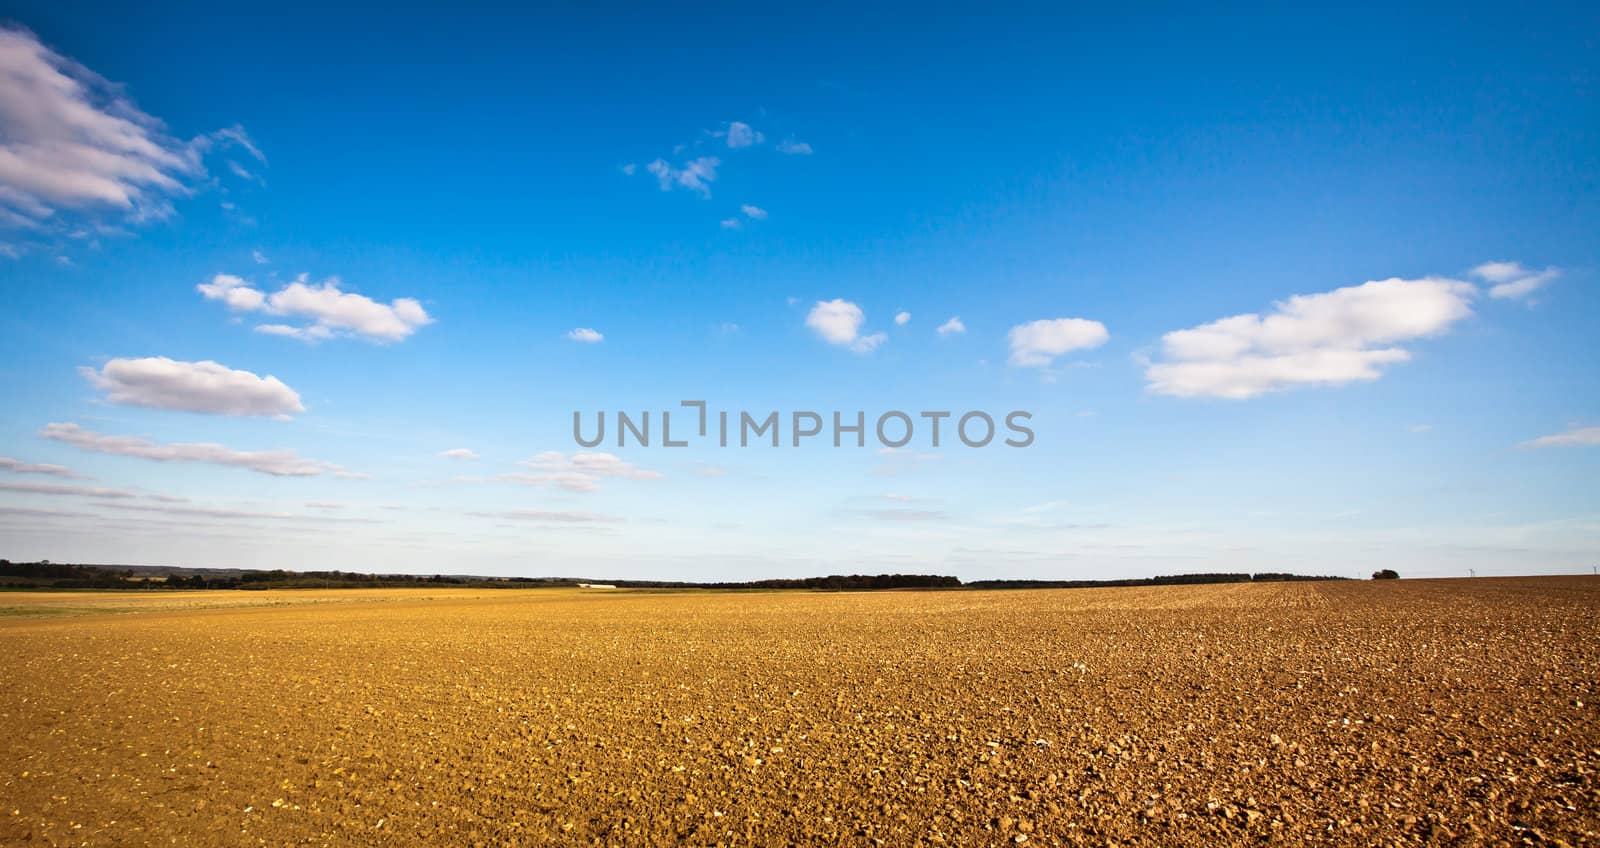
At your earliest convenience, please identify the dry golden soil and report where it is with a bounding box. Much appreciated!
[1,578,1596,846]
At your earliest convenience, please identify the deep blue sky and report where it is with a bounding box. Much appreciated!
[0,3,1595,579]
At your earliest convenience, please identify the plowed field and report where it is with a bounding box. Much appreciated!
[2,578,1596,845]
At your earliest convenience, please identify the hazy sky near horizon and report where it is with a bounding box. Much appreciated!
[0,3,1596,580]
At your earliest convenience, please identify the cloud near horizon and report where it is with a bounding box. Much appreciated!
[1144,276,1476,399]
[496,451,664,493]
[0,456,87,478]
[40,422,353,478]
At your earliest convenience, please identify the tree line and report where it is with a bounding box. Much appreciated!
[1,560,1350,592]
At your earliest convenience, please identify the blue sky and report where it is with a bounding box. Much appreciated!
[0,3,1596,580]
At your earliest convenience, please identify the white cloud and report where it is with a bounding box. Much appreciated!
[725,121,764,148]
[806,299,863,344]
[1144,276,1476,398]
[266,276,431,341]
[894,311,911,326]
[199,273,432,342]
[1470,261,1560,300]
[646,156,719,197]
[497,451,663,493]
[41,422,350,477]
[439,448,479,461]
[806,299,887,353]
[620,163,637,176]
[740,204,767,220]
[937,316,966,336]
[254,323,332,341]
[1008,318,1109,367]
[719,217,741,230]
[1520,427,1600,449]
[80,357,304,418]
[196,273,265,311]
[566,327,603,343]
[777,139,813,155]
[0,456,86,478]
[252,248,269,264]
[1469,261,1529,283]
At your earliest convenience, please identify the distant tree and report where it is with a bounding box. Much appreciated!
[1372,569,1400,580]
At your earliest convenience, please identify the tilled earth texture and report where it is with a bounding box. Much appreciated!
[2,578,1597,846]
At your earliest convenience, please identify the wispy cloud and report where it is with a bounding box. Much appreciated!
[1144,276,1474,398]
[937,316,965,336]
[103,502,378,523]
[0,27,262,250]
[0,480,137,499]
[0,456,88,479]
[724,121,764,149]
[776,139,812,155]
[0,26,200,225]
[854,508,948,522]
[468,509,621,524]
[41,422,352,477]
[439,448,479,461]
[80,357,304,418]
[645,156,719,197]
[566,327,604,343]
[1470,261,1560,301]
[496,451,664,493]
[1519,426,1600,449]
[227,159,264,185]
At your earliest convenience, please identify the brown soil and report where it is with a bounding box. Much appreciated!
[1,578,1596,846]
